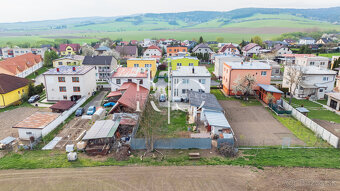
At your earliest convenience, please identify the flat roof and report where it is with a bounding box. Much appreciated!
[225,61,271,70]
[258,84,283,94]
[43,66,94,75]
[204,110,231,128]
[327,92,340,101]
[172,66,210,77]
[13,112,60,129]
[82,120,119,140]
[112,67,148,78]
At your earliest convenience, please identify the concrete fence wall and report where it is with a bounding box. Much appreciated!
[283,101,339,148]
[130,138,212,150]
[42,96,88,137]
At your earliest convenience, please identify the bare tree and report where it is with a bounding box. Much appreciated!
[283,64,303,104]
[232,74,257,100]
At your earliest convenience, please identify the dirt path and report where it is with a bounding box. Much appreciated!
[0,166,338,191]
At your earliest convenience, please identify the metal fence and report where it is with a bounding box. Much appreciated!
[283,101,339,148]
[130,138,212,150]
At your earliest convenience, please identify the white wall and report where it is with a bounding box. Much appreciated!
[171,76,211,100]
[18,128,42,140]
[143,49,162,57]
[214,56,243,78]
[295,57,329,68]
[111,77,150,91]
[194,48,213,54]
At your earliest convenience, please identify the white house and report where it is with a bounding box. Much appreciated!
[82,56,118,81]
[1,47,47,59]
[283,66,337,100]
[171,66,211,101]
[272,45,292,56]
[143,45,162,58]
[110,67,151,91]
[299,37,315,45]
[218,44,240,55]
[43,66,97,101]
[213,55,243,78]
[295,56,329,69]
[242,43,261,57]
[192,43,213,54]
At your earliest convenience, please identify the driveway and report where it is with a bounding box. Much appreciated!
[220,100,304,146]
[84,91,108,111]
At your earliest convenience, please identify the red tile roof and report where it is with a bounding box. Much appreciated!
[219,44,237,53]
[59,44,80,52]
[112,67,148,78]
[13,112,60,129]
[50,100,75,111]
[146,45,162,52]
[242,43,260,52]
[0,73,31,94]
[0,53,43,75]
[107,91,122,97]
[117,82,149,111]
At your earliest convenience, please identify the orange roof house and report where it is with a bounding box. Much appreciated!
[0,53,43,77]
[222,61,272,96]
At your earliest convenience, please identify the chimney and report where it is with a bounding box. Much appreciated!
[72,66,76,71]
[56,68,59,72]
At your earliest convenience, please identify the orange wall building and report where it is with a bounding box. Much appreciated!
[222,61,272,95]
[257,84,283,104]
[167,46,188,57]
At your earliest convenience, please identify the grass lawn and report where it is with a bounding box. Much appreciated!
[25,66,51,80]
[0,102,33,113]
[284,98,340,123]
[210,89,261,106]
[318,52,340,58]
[317,99,328,105]
[1,148,340,169]
[270,111,330,147]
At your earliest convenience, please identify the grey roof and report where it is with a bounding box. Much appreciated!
[172,66,210,77]
[170,56,198,60]
[258,84,283,94]
[43,66,94,75]
[96,46,111,51]
[296,107,310,113]
[226,61,271,70]
[301,37,315,40]
[115,46,137,56]
[82,120,119,140]
[42,137,62,150]
[204,110,231,128]
[82,56,114,65]
[192,43,211,52]
[0,136,16,145]
[188,91,223,111]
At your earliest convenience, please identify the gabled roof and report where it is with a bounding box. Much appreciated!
[242,43,260,51]
[82,56,114,66]
[192,43,211,52]
[146,45,162,52]
[50,100,76,111]
[0,53,43,75]
[59,44,80,52]
[117,82,149,111]
[112,67,148,78]
[0,73,31,94]
[219,44,237,53]
[13,112,60,129]
[115,46,138,56]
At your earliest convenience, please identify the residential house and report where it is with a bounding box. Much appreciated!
[335,70,340,92]
[331,56,340,69]
[167,46,188,57]
[213,55,243,78]
[43,66,96,101]
[283,39,296,45]
[1,47,47,59]
[316,38,332,45]
[0,48,2,59]
[326,93,340,111]
[59,44,80,56]
[0,53,43,78]
[127,58,157,78]
[260,45,292,59]
[192,43,213,54]
[143,45,162,59]
[170,56,199,71]
[130,40,138,45]
[0,74,31,107]
[282,66,337,100]
[110,67,150,91]
[218,44,240,55]
[171,66,211,101]
[242,43,261,57]
[258,60,282,81]
[257,84,283,104]
[295,56,329,69]
[277,54,316,65]
[299,37,315,45]
[222,61,272,95]
[95,46,111,55]
[13,112,60,140]
[52,55,84,67]
[115,46,138,59]
[82,56,118,81]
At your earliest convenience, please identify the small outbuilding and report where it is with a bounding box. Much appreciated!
[257,84,283,104]
[50,100,75,113]
[202,110,233,136]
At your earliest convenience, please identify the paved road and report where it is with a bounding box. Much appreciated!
[0,166,339,191]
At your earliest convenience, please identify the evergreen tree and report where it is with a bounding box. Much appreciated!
[199,36,204,44]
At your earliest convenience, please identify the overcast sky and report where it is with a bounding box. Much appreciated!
[0,0,339,23]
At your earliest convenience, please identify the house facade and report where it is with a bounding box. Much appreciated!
[218,44,240,55]
[299,37,315,45]
[295,56,329,69]
[326,93,340,111]
[0,53,43,78]
[43,66,96,101]
[1,47,46,59]
[0,74,30,107]
[82,56,118,81]
[213,55,243,78]
[192,43,213,54]
[143,45,162,59]
[59,44,80,56]
[222,62,272,96]
[171,66,211,101]
[167,46,188,57]
[127,58,157,78]
[242,43,261,57]
[282,66,337,100]
[170,56,199,71]
[52,55,84,67]
[110,67,150,91]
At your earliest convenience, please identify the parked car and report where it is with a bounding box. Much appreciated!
[159,94,166,102]
[75,107,84,116]
[28,95,40,103]
[104,102,115,107]
[86,106,96,115]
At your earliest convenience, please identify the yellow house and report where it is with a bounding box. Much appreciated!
[52,55,85,67]
[59,44,80,56]
[0,74,30,107]
[127,58,157,78]
[169,56,199,70]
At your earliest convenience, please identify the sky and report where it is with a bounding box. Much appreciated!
[0,0,339,23]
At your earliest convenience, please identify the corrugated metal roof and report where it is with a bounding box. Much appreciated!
[82,120,119,140]
[0,136,16,145]
[204,110,231,128]
[258,84,283,94]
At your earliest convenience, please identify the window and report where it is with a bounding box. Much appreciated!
[58,77,65,82]
[59,87,66,92]
[18,91,20,94]
[182,89,187,94]
[116,79,121,84]
[261,71,267,76]
[63,95,67,100]
[302,76,306,80]
[139,79,143,84]
[22,89,24,93]
[177,63,182,66]
[198,89,205,93]
[174,89,178,96]
[319,89,324,92]
[323,77,329,81]
[134,64,139,67]
[189,63,194,66]
[199,79,206,84]
[73,87,80,92]
[320,62,325,66]
[58,62,63,65]
[128,79,132,82]
[72,77,79,82]
[310,62,315,66]
[182,79,189,84]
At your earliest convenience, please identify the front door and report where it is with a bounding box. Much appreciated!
[330,99,338,110]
